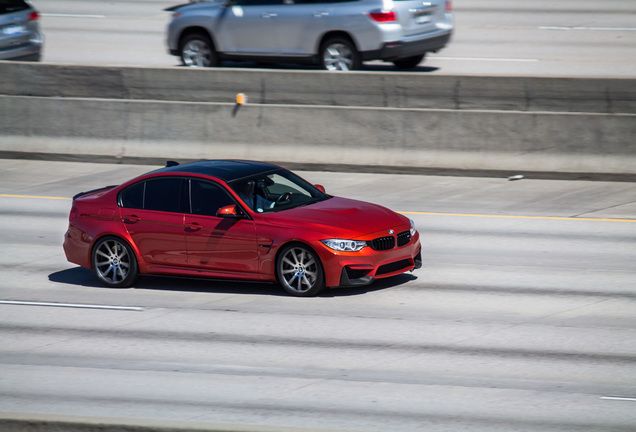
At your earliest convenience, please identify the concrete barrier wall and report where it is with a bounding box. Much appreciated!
[2,95,635,175]
[1,63,635,177]
[1,62,635,113]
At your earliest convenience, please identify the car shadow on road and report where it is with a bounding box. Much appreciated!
[187,61,440,73]
[49,267,417,297]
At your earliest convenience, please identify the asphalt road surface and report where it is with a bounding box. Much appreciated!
[35,0,636,76]
[1,159,636,431]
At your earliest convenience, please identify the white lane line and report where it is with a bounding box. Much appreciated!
[0,300,143,311]
[432,56,538,62]
[600,396,636,402]
[41,13,106,19]
[540,26,636,31]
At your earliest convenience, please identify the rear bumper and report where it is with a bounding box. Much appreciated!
[0,34,43,61]
[362,31,451,62]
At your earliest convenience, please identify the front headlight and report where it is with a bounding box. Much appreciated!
[410,219,416,236]
[321,239,367,252]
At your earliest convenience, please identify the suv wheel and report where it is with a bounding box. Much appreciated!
[393,54,425,70]
[180,33,218,67]
[319,37,361,71]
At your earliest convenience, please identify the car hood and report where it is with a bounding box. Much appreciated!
[262,197,409,238]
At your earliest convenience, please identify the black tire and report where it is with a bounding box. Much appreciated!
[319,37,361,71]
[393,54,425,70]
[276,243,325,297]
[180,32,218,67]
[91,236,139,288]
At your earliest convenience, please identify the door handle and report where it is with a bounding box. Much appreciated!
[313,12,329,17]
[186,223,202,232]
[261,12,278,18]
[123,215,140,223]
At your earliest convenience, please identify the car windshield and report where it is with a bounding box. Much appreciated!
[228,169,330,214]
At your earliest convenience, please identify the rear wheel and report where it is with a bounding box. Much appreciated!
[180,33,218,67]
[393,54,425,69]
[277,244,325,297]
[91,236,138,288]
[319,37,361,71]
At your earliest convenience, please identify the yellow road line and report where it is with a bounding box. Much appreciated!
[400,211,636,223]
[0,194,71,200]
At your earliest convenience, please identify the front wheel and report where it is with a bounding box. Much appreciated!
[393,54,425,70]
[277,244,325,297]
[319,37,361,71]
[91,236,139,288]
[180,33,218,67]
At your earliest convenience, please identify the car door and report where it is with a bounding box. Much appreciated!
[118,177,188,267]
[215,0,286,54]
[184,178,259,274]
[273,0,333,55]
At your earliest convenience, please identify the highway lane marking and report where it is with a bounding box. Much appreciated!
[0,194,71,200]
[1,194,633,222]
[432,56,538,62]
[41,13,106,19]
[399,211,636,223]
[0,300,143,311]
[540,26,636,31]
[601,396,636,402]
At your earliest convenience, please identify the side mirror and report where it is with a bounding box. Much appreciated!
[314,184,326,193]
[216,204,243,218]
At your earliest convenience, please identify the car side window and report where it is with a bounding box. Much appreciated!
[189,179,236,216]
[145,178,184,213]
[119,178,184,213]
[119,182,144,209]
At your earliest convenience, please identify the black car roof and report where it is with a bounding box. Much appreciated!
[151,160,281,182]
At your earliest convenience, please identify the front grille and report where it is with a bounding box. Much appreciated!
[376,259,412,276]
[397,230,411,247]
[369,236,395,251]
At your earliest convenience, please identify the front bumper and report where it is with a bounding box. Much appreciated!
[318,231,422,288]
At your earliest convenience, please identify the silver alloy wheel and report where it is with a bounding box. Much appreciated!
[94,238,132,285]
[279,246,320,294]
[322,43,355,71]
[182,39,213,67]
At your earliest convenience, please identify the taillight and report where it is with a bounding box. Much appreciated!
[445,0,452,11]
[369,10,397,23]
[69,206,78,221]
[29,11,39,21]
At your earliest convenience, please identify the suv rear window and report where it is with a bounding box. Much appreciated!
[0,0,31,14]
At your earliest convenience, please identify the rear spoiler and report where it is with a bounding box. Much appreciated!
[73,185,117,200]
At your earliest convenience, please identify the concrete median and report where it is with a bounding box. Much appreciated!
[0,412,354,432]
[1,62,635,179]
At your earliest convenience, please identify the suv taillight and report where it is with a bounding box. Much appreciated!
[445,0,452,11]
[369,10,397,22]
[29,11,39,21]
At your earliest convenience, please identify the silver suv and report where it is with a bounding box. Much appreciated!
[166,0,452,71]
[0,0,42,61]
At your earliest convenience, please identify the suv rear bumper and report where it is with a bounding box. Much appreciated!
[363,31,451,62]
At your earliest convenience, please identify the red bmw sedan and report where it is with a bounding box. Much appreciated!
[63,160,421,296]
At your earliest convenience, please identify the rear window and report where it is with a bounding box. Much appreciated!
[0,0,31,14]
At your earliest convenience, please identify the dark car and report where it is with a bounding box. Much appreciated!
[63,160,421,297]
[0,0,42,61]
